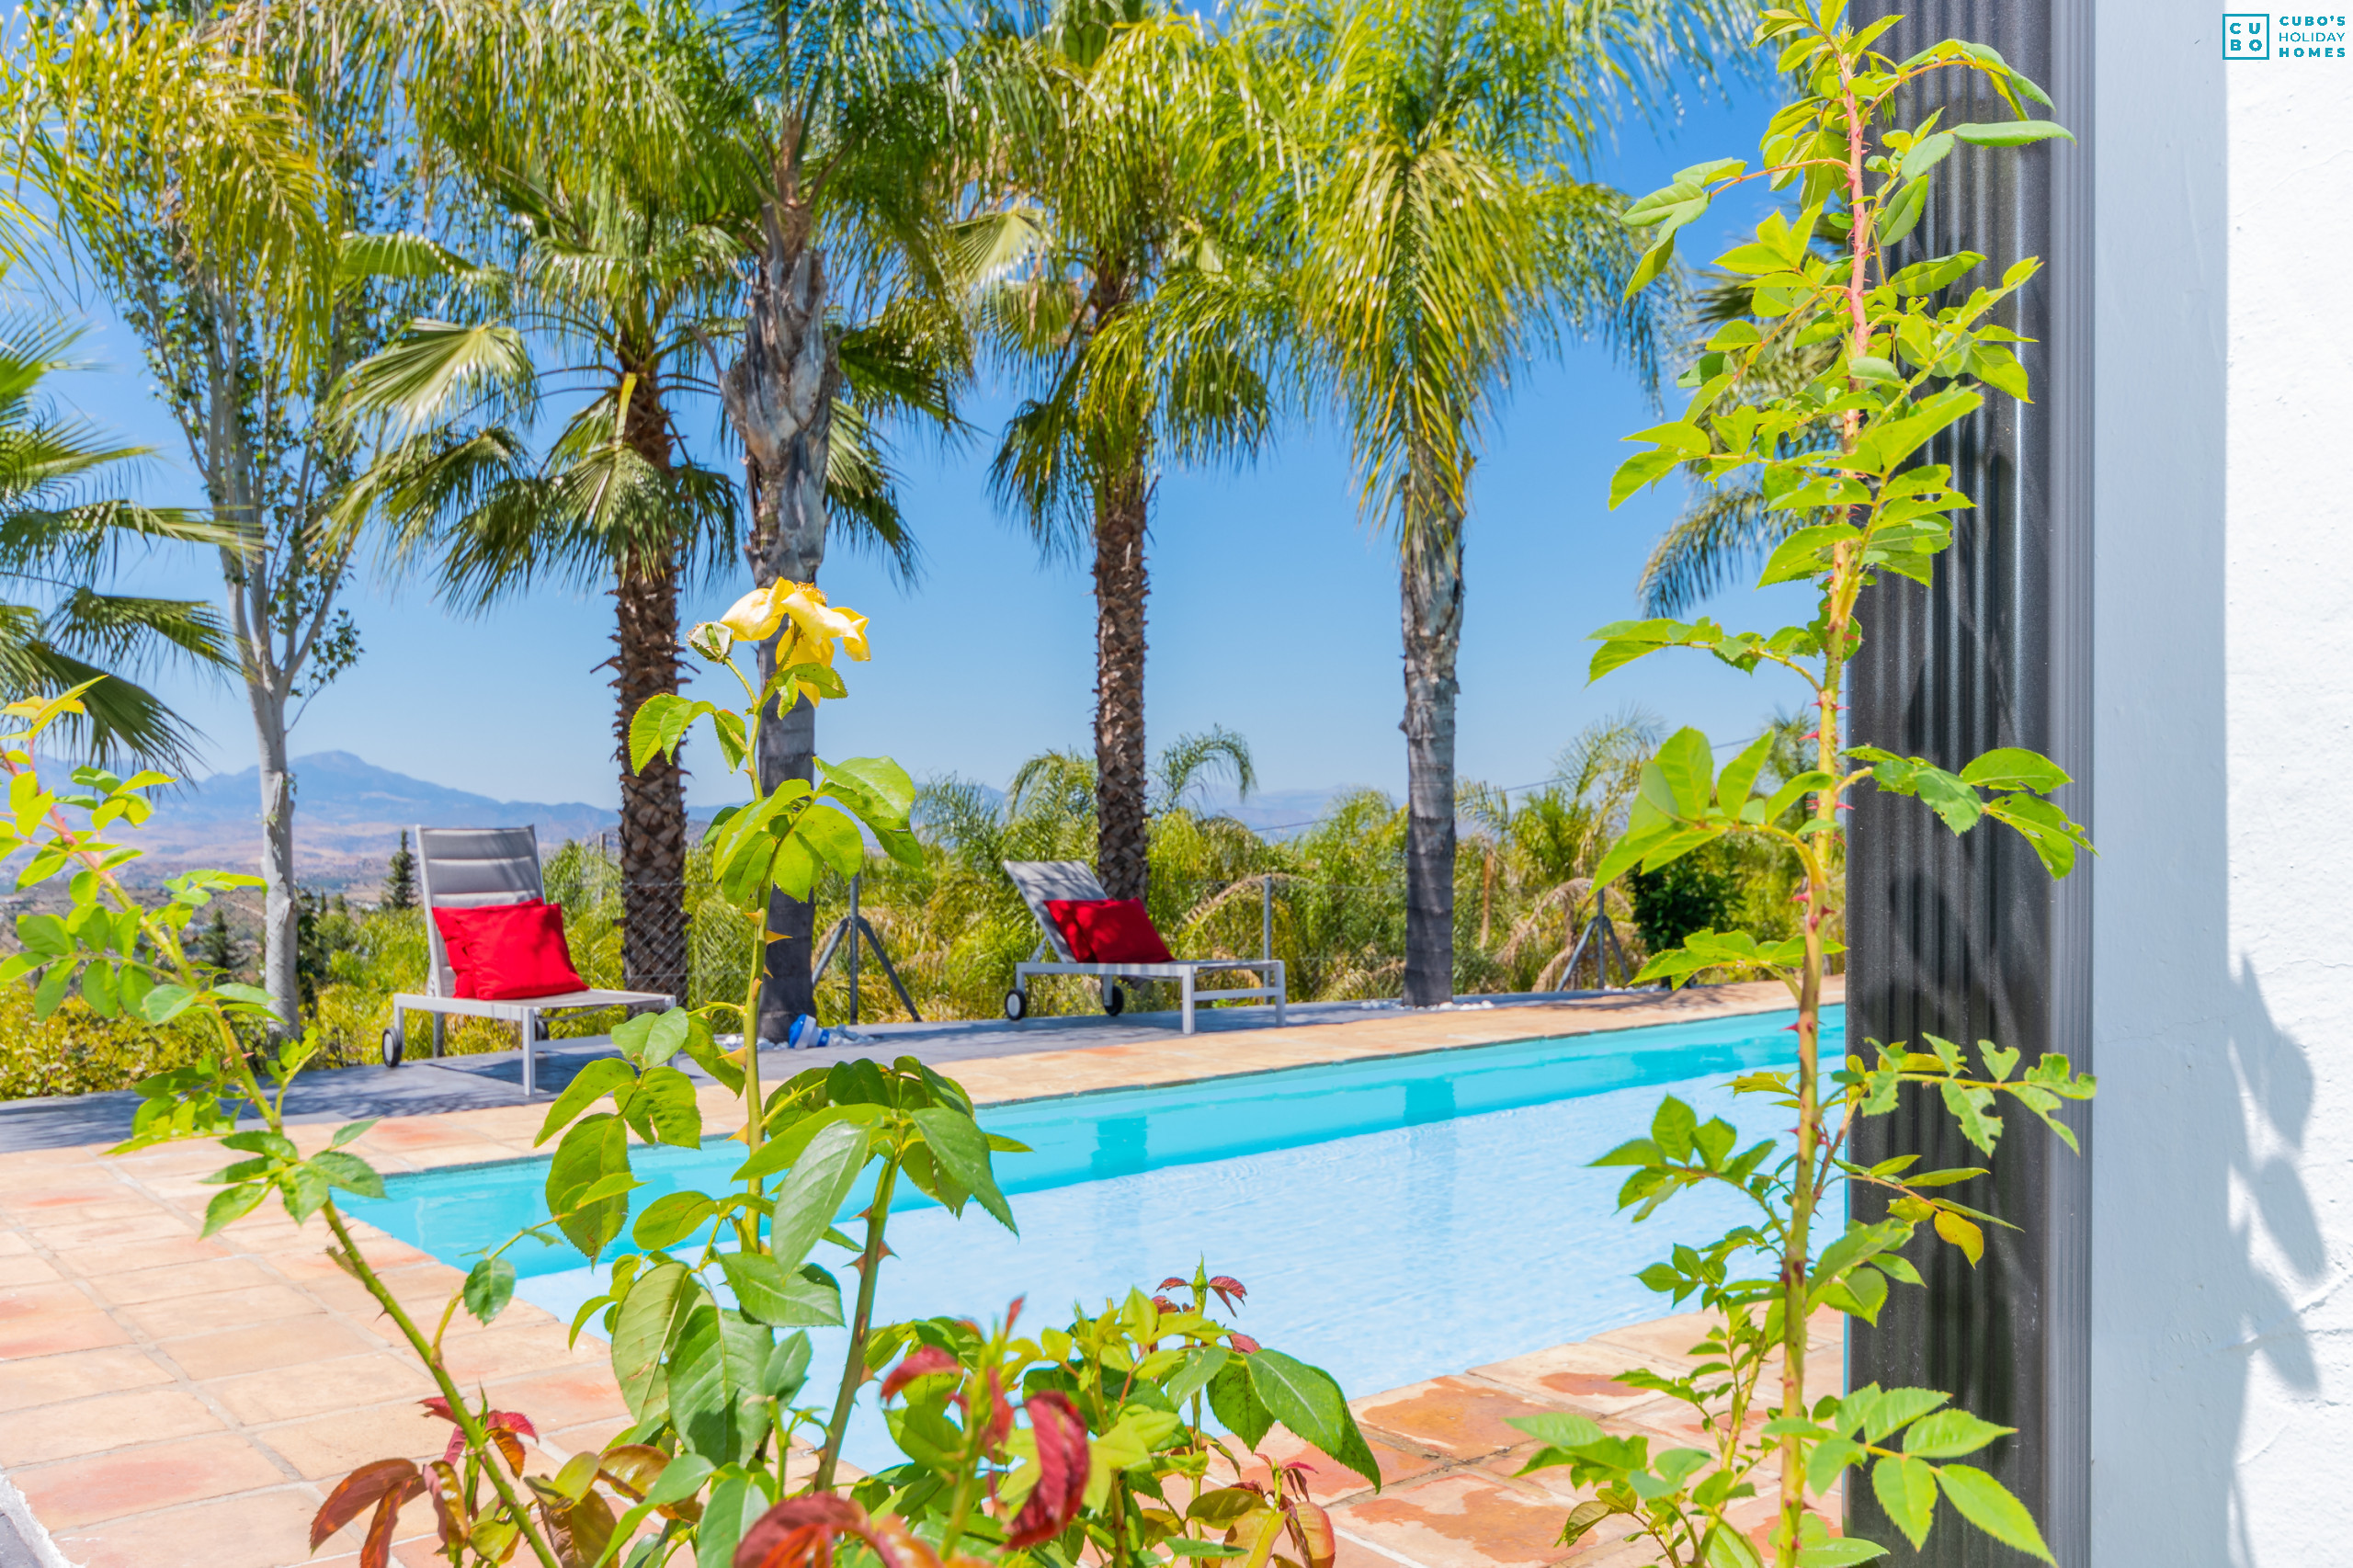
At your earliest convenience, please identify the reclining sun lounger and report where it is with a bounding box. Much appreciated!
[381,826,677,1095]
[1001,859,1284,1036]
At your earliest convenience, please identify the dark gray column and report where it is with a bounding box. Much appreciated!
[1844,3,2095,1566]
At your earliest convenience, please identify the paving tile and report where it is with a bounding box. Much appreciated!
[1584,1313,1716,1369]
[435,1316,605,1382]
[117,1283,323,1339]
[87,1256,282,1306]
[46,1483,347,1568]
[1210,1424,1443,1506]
[1331,1469,1586,1568]
[257,1397,455,1480]
[159,1315,385,1381]
[51,1233,234,1276]
[477,1363,631,1433]
[27,1210,195,1249]
[0,1279,96,1319]
[208,1351,439,1426]
[1468,1344,1686,1421]
[0,1308,131,1358]
[0,1229,32,1256]
[1353,1378,1579,1461]
[0,1385,227,1465]
[11,1433,292,1528]
[0,1251,62,1286]
[0,1346,175,1412]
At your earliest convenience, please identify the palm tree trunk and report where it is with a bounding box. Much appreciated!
[1093,469,1152,902]
[615,549,688,998]
[1399,494,1464,1007]
[246,678,300,1032]
[723,188,836,1043]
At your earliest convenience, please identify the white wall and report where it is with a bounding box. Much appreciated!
[2090,6,2353,1562]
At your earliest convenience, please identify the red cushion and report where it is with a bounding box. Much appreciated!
[433,901,585,1001]
[1043,898,1098,961]
[1072,899,1173,964]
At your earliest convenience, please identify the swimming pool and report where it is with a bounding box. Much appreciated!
[350,1006,1834,1466]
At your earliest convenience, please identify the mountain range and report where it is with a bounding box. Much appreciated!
[126,751,618,884]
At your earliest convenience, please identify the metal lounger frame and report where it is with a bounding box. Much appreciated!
[1002,859,1284,1035]
[388,825,676,1096]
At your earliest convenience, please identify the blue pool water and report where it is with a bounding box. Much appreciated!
[350,1006,1836,1467]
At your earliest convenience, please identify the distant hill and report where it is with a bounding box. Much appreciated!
[126,751,617,885]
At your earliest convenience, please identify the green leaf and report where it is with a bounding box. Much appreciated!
[1795,1540,1888,1566]
[1245,1349,1381,1492]
[1949,119,2074,147]
[1933,1464,2052,1560]
[789,801,867,881]
[1608,446,1685,509]
[910,1108,1017,1233]
[1506,1411,1606,1449]
[616,1065,702,1149]
[1807,1436,1864,1496]
[201,1182,267,1237]
[1649,728,1715,819]
[1871,1456,1938,1549]
[1939,1080,2005,1154]
[609,1260,704,1423]
[717,1250,843,1327]
[1898,131,1956,181]
[309,1150,384,1199]
[1760,524,1864,588]
[1165,1345,1231,1407]
[766,1119,870,1267]
[1207,1354,1274,1448]
[546,1114,632,1260]
[1652,1096,1697,1161]
[613,1008,692,1070]
[464,1256,517,1324]
[138,983,195,1023]
[632,1190,718,1252]
[1902,1408,2013,1460]
[668,1304,774,1465]
[1958,747,2070,794]
[1716,730,1776,817]
[537,1059,638,1147]
[817,756,915,828]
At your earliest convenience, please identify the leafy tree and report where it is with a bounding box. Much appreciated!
[1273,0,1725,1005]
[1628,845,1734,955]
[977,0,1277,903]
[194,906,242,977]
[18,0,422,1028]
[0,312,228,762]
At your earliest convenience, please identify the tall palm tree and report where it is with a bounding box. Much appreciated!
[0,314,229,762]
[343,15,951,994]
[340,179,745,997]
[1276,0,1726,1005]
[975,0,1278,903]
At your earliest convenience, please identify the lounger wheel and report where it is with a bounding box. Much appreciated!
[1003,988,1028,1021]
[381,1026,404,1067]
[531,1017,551,1041]
[1104,984,1126,1017]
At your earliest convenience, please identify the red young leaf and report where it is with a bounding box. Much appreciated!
[1288,1500,1336,1568]
[881,1346,959,1403]
[861,1515,946,1568]
[1158,1277,1188,1291]
[735,1494,866,1568]
[361,1488,410,1568]
[1005,1295,1025,1332]
[489,1409,540,1438]
[1152,1295,1181,1313]
[1229,1334,1262,1355]
[420,1396,458,1424]
[1209,1276,1246,1299]
[312,1459,424,1551]
[1006,1392,1089,1548]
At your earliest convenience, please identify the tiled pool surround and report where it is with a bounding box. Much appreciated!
[0,979,1841,1568]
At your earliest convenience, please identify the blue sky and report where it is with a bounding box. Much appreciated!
[48,74,1805,813]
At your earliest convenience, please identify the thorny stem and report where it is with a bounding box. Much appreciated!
[815,1154,899,1491]
[323,1203,564,1568]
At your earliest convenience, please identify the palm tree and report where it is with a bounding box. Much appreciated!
[975,0,1279,904]
[0,313,228,762]
[1276,0,1727,1005]
[343,17,951,996]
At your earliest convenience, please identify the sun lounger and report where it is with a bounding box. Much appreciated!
[1001,860,1284,1035]
[382,826,676,1095]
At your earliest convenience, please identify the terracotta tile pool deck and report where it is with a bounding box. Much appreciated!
[0,980,1841,1567]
